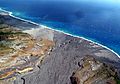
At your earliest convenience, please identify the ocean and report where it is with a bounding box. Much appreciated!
[0,0,120,56]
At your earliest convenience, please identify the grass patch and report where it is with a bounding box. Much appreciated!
[0,31,23,35]
[116,79,120,84]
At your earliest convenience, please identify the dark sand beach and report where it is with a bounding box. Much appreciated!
[0,12,120,84]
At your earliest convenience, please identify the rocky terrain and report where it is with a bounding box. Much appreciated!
[0,15,54,84]
[70,55,119,84]
[0,13,120,84]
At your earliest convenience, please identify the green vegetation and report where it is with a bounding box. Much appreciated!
[0,41,13,55]
[114,75,120,84]
[116,79,120,84]
[0,31,23,35]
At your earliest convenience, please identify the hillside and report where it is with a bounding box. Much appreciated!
[0,13,120,84]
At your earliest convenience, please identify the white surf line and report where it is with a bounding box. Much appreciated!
[40,25,120,58]
[0,8,120,58]
[0,8,39,26]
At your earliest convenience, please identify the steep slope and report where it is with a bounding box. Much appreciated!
[16,28,120,84]
[0,27,54,84]
[0,13,120,84]
[70,55,119,84]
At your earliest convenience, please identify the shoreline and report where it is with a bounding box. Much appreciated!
[0,7,120,58]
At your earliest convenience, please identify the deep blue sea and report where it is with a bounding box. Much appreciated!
[0,0,120,56]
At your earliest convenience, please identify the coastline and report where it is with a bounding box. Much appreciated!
[0,7,120,58]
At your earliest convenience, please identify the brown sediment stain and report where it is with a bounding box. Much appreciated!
[0,48,13,56]
[40,39,54,52]
[0,70,15,80]
[0,27,55,80]
[0,37,54,80]
[0,77,16,84]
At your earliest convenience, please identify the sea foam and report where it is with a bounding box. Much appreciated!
[0,8,120,58]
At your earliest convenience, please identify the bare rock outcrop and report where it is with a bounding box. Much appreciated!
[70,56,119,84]
[0,14,120,84]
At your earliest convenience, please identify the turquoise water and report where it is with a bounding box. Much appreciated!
[0,0,120,55]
